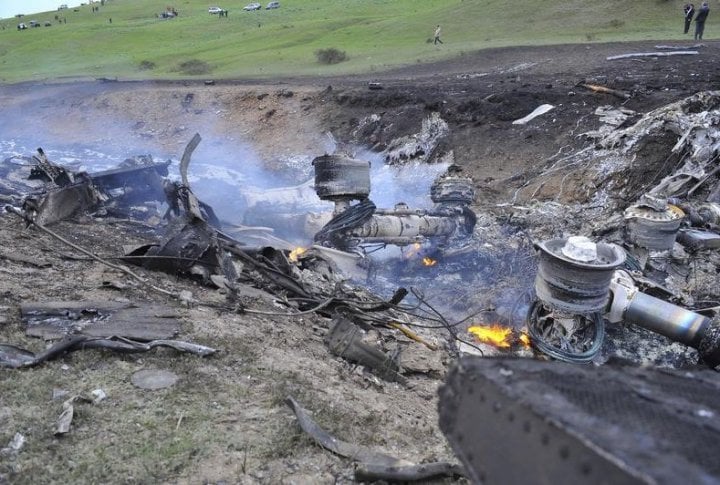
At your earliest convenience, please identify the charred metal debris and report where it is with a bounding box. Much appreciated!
[513,91,720,368]
[0,134,482,375]
[1,90,720,482]
[435,91,720,484]
[2,93,720,372]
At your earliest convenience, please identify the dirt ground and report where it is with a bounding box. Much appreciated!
[1,40,720,483]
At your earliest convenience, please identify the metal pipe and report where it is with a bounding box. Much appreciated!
[624,292,710,347]
[349,215,457,239]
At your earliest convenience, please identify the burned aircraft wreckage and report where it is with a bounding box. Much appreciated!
[2,91,720,483]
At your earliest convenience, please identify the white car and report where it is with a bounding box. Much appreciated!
[208,6,223,14]
[243,3,261,11]
[266,2,280,9]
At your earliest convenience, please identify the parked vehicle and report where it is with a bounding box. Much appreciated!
[266,2,280,9]
[58,4,68,10]
[29,20,41,28]
[243,3,261,11]
[44,21,52,26]
[208,6,223,14]
[17,22,27,30]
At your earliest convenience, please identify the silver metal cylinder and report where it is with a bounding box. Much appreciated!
[624,204,683,252]
[312,154,371,201]
[349,214,457,240]
[624,292,709,348]
[534,238,626,314]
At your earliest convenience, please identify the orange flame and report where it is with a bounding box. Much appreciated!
[468,324,513,348]
[422,256,437,267]
[519,333,531,348]
[288,247,307,263]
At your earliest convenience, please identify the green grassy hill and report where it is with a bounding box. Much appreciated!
[0,0,707,83]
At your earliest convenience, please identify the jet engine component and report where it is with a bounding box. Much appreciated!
[529,235,720,369]
[609,270,720,368]
[624,196,683,252]
[312,156,476,251]
[312,154,371,204]
[534,236,626,315]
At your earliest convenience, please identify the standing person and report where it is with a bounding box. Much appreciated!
[434,24,443,45]
[684,3,695,34]
[695,2,709,40]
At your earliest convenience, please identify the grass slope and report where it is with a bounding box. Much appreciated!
[0,0,709,83]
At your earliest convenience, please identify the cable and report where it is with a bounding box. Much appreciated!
[526,300,604,364]
[314,198,376,245]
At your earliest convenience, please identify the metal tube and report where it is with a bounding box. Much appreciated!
[624,292,710,347]
[350,215,457,239]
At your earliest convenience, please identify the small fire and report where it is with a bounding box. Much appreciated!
[288,247,307,263]
[519,332,531,348]
[422,256,437,267]
[468,325,533,350]
[468,324,513,348]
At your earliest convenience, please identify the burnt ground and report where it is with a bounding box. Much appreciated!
[1,40,720,483]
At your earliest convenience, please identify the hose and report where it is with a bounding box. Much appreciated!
[314,198,376,246]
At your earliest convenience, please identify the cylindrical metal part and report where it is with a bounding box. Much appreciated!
[624,292,710,348]
[624,204,683,252]
[350,237,420,246]
[535,238,626,314]
[312,155,371,201]
[350,214,457,239]
[698,317,720,368]
[431,175,475,205]
[374,208,426,216]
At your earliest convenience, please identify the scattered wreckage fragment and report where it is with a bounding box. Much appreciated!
[325,316,406,384]
[512,104,554,125]
[439,357,720,485]
[607,50,699,60]
[286,396,466,482]
[20,148,172,226]
[578,82,630,100]
[0,335,217,369]
[20,300,181,341]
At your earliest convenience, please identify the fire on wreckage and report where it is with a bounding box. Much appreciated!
[440,91,720,484]
[2,91,720,481]
[2,94,720,369]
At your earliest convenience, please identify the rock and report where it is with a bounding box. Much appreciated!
[131,369,179,390]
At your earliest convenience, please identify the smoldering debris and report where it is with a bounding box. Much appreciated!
[0,133,482,382]
[2,90,720,374]
[491,91,720,368]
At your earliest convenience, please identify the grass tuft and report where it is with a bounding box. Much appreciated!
[176,59,212,75]
[315,48,347,65]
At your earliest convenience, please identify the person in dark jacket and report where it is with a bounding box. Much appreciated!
[684,3,695,34]
[695,2,710,40]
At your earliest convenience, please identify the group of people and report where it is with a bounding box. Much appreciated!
[684,2,710,40]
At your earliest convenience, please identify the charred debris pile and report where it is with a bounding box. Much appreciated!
[1,90,720,481]
[2,93,720,370]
